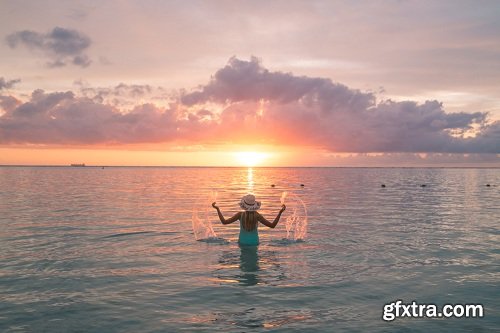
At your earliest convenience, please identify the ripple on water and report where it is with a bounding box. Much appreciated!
[0,167,499,332]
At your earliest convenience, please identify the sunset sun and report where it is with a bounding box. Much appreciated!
[233,151,271,167]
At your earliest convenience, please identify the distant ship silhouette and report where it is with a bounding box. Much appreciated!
[70,163,86,167]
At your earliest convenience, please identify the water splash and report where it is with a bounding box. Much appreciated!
[281,191,308,241]
[280,191,288,205]
[192,190,218,241]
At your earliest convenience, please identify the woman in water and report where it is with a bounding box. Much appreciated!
[212,194,286,245]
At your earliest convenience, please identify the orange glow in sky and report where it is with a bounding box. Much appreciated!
[1,2,499,167]
[0,146,287,167]
[1,146,499,167]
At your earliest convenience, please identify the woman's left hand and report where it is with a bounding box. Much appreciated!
[280,204,286,213]
[212,202,219,209]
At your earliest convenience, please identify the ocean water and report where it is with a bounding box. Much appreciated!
[0,166,499,332]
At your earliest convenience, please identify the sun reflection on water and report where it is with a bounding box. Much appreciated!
[247,167,254,192]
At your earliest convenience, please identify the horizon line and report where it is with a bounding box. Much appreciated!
[1,164,499,169]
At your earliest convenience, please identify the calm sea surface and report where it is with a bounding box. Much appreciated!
[0,167,499,332]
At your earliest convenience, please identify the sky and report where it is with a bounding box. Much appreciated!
[0,0,499,166]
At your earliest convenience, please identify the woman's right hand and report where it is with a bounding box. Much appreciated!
[212,202,219,209]
[280,204,286,213]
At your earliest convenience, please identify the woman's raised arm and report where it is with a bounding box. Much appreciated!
[257,205,286,229]
[212,202,241,225]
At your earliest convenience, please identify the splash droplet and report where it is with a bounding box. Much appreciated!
[192,195,217,241]
[280,191,288,205]
[283,192,307,241]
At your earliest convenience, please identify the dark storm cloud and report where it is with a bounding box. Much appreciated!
[6,27,92,68]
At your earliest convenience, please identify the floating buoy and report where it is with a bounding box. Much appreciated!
[271,184,275,187]
[381,184,386,188]
[421,184,427,187]
[486,184,491,187]
[300,184,305,187]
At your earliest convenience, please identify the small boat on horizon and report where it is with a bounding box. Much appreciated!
[70,163,86,167]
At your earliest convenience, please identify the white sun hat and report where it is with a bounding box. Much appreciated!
[239,194,261,211]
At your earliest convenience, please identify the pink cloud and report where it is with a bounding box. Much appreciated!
[181,57,497,153]
[0,58,499,153]
[0,90,177,145]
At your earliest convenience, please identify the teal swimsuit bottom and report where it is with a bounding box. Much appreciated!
[238,213,259,246]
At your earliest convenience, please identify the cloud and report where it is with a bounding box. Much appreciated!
[6,27,92,68]
[181,57,498,153]
[0,77,21,114]
[77,82,154,99]
[73,81,165,108]
[0,95,21,113]
[0,89,177,145]
[0,77,21,90]
[0,57,498,154]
